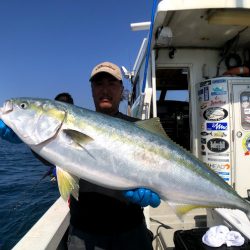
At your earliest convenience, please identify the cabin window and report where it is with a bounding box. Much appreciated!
[157,90,189,102]
[156,68,190,150]
[240,92,250,130]
[130,76,140,105]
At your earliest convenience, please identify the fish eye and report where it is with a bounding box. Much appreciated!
[19,102,28,109]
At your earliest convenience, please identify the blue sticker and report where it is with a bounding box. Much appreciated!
[198,89,203,96]
[212,79,226,84]
[211,86,227,96]
[218,172,230,176]
[204,86,209,101]
[206,122,228,131]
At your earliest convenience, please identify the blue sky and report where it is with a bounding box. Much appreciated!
[0,0,152,112]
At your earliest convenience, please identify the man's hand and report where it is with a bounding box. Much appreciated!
[123,188,161,208]
[0,120,22,143]
[42,167,57,182]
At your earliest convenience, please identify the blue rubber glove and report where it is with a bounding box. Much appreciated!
[42,167,57,182]
[0,119,22,143]
[48,167,57,182]
[123,188,161,208]
[51,167,57,181]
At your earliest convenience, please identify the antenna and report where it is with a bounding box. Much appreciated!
[121,66,134,80]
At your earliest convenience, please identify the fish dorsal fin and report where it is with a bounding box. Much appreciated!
[135,117,168,139]
[56,166,79,201]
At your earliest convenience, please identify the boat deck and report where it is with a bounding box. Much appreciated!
[148,203,207,249]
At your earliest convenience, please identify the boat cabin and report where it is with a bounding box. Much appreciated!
[128,0,250,248]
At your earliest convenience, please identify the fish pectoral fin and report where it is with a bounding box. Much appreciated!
[168,202,200,221]
[63,129,96,159]
[135,117,169,139]
[56,166,79,201]
[63,129,94,147]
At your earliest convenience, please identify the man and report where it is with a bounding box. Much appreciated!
[55,92,74,104]
[0,63,161,249]
[67,62,160,250]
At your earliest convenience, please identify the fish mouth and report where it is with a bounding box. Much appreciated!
[0,100,13,117]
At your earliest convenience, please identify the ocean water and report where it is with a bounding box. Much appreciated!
[0,140,60,250]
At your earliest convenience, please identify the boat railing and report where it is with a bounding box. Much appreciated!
[12,197,70,250]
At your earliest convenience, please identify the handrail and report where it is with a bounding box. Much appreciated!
[142,0,158,93]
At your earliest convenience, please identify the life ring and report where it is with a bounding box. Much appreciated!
[223,66,250,76]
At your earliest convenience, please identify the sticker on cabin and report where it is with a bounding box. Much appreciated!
[200,131,212,136]
[211,79,226,84]
[241,95,250,109]
[218,172,230,182]
[210,96,226,106]
[204,86,209,101]
[207,152,229,157]
[206,122,228,131]
[198,89,203,96]
[212,131,227,137]
[218,171,230,176]
[244,108,250,115]
[200,80,211,87]
[203,107,228,121]
[201,138,206,144]
[240,93,250,129]
[242,133,250,156]
[211,86,227,96]
[213,169,231,182]
[208,163,230,172]
[207,158,229,162]
[207,138,229,153]
[200,102,208,109]
[244,116,250,123]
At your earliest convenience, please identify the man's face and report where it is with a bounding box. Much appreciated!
[91,73,123,115]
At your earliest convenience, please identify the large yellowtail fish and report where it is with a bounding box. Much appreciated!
[1,97,250,219]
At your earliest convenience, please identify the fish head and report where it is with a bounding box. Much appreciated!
[0,98,66,145]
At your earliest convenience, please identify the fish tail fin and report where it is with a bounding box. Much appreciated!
[168,202,200,221]
[56,166,79,201]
